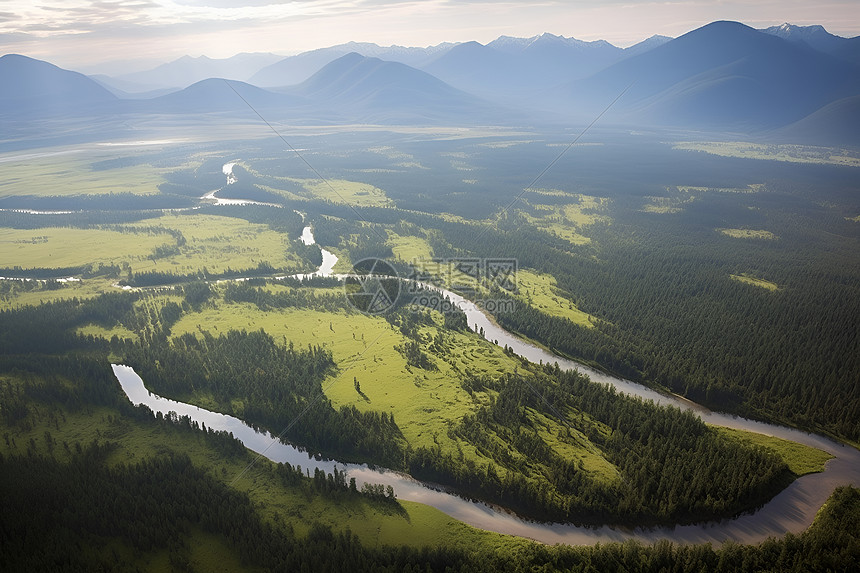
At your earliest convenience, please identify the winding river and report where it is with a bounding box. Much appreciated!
[112,218,860,547]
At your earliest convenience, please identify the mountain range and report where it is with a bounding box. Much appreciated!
[1,22,858,143]
[112,53,284,91]
[549,21,860,130]
[422,33,672,101]
[250,41,456,87]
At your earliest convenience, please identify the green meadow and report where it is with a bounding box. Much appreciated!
[127,213,307,276]
[0,226,172,269]
[0,212,311,281]
[169,297,513,461]
[514,269,596,327]
[0,153,165,198]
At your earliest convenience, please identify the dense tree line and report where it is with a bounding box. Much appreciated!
[0,252,835,528]
[410,367,788,526]
[0,292,140,354]
[0,208,167,229]
[0,290,187,354]
[0,259,858,570]
[125,261,284,287]
[222,280,352,313]
[194,203,306,238]
[0,192,194,212]
[311,214,395,261]
[5,134,857,451]
[0,354,128,422]
[0,265,88,279]
[2,446,859,572]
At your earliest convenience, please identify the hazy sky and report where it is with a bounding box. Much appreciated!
[2,0,859,73]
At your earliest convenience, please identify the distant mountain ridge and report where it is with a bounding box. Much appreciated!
[116,53,284,90]
[249,33,672,90]
[139,78,301,114]
[550,21,860,131]
[422,35,616,101]
[3,21,860,143]
[762,23,849,53]
[760,22,860,65]
[249,42,456,87]
[0,54,116,115]
[487,33,616,55]
[125,52,499,125]
[421,32,673,102]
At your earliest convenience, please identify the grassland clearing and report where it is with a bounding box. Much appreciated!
[478,140,535,149]
[677,184,764,194]
[719,228,778,240]
[126,213,308,276]
[640,184,764,214]
[0,212,312,280]
[641,202,684,214]
[0,277,124,309]
[730,274,780,291]
[168,299,514,460]
[0,226,173,269]
[529,409,619,485]
[383,231,596,329]
[161,285,628,498]
[520,192,610,246]
[514,269,595,327]
[292,178,393,207]
[388,232,434,263]
[715,427,832,476]
[0,151,166,198]
[674,142,860,168]
[77,323,139,340]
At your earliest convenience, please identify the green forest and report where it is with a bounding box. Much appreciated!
[1,132,859,571]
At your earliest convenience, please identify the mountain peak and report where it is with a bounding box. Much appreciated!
[698,20,754,33]
[624,34,673,56]
[775,22,827,34]
[760,22,848,55]
[288,51,492,124]
[0,54,116,111]
[341,51,367,63]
